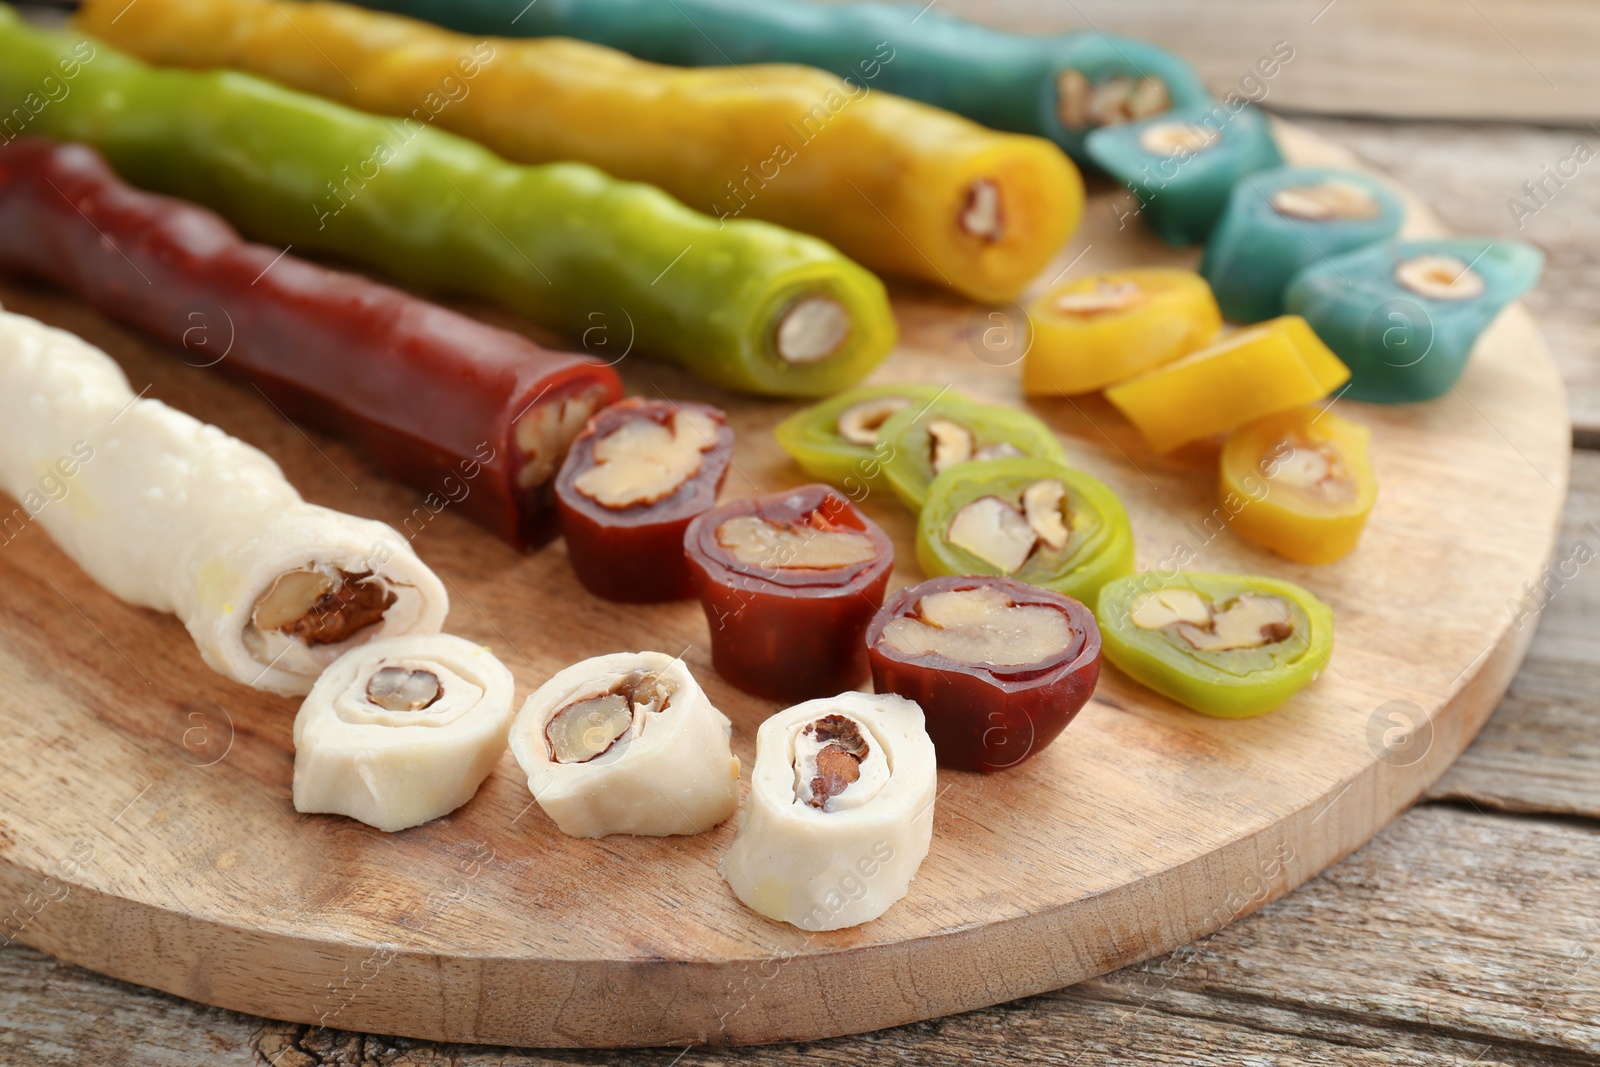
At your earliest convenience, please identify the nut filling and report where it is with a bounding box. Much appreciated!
[1057,70,1171,130]
[882,585,1073,667]
[365,666,443,712]
[946,479,1071,574]
[1270,181,1382,221]
[574,408,718,509]
[1053,280,1145,316]
[776,297,851,364]
[793,713,887,812]
[252,567,396,646]
[960,179,1004,241]
[1138,122,1218,156]
[715,513,877,570]
[1267,437,1356,504]
[926,418,1024,475]
[836,395,911,447]
[515,383,612,491]
[1130,588,1294,652]
[545,669,674,765]
[1395,254,1486,301]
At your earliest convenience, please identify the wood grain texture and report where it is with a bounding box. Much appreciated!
[0,122,1570,1047]
[4,806,1594,1066]
[920,0,1595,124]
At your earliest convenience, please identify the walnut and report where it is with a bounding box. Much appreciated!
[959,179,1004,241]
[544,669,674,764]
[1270,180,1382,221]
[836,395,910,446]
[365,666,442,712]
[714,513,877,569]
[572,408,718,508]
[1395,253,1486,301]
[1130,588,1295,651]
[252,567,395,646]
[776,297,851,364]
[880,584,1073,667]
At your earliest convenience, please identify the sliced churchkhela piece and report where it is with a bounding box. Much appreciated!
[916,457,1135,607]
[1022,268,1222,396]
[508,651,740,838]
[0,310,448,696]
[344,0,1210,167]
[1086,102,1284,247]
[1105,316,1350,454]
[292,634,515,831]
[867,576,1102,773]
[0,10,895,398]
[1201,166,1404,324]
[876,395,1070,511]
[683,486,893,702]
[1095,571,1334,718]
[1285,238,1544,403]
[0,138,621,550]
[774,383,948,495]
[1220,406,1379,565]
[720,692,936,931]
[82,0,1087,303]
[554,399,733,603]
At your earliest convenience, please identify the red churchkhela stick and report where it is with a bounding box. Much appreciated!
[684,484,893,702]
[0,137,621,549]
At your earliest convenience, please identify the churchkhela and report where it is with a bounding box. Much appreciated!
[0,137,621,549]
[293,634,516,831]
[774,383,947,494]
[684,486,893,702]
[916,457,1135,608]
[509,651,741,838]
[0,309,448,696]
[554,399,733,603]
[720,692,937,930]
[83,0,1086,303]
[867,576,1102,773]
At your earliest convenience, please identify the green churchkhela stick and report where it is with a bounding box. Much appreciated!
[0,6,895,397]
[346,0,1211,165]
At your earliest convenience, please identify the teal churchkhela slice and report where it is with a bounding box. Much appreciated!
[1200,166,1405,324]
[1086,101,1283,248]
[1284,238,1543,403]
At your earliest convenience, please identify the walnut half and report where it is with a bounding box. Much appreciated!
[545,669,674,765]
[573,408,718,509]
[1129,588,1294,652]
[881,584,1073,667]
[792,713,887,812]
[252,567,395,647]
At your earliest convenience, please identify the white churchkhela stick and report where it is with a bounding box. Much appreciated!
[720,692,937,931]
[293,634,516,832]
[0,310,447,696]
[509,651,740,838]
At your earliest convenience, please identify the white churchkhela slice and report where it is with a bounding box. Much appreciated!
[509,651,740,838]
[0,310,447,695]
[721,692,937,931]
[293,634,515,832]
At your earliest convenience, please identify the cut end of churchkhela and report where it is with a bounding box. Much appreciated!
[509,651,739,839]
[720,692,937,931]
[684,485,894,702]
[291,634,515,832]
[866,575,1102,773]
[513,382,616,492]
[776,296,852,365]
[959,179,1005,242]
[1057,69,1172,131]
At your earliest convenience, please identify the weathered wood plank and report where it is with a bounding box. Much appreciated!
[1292,117,1600,440]
[1428,450,1600,818]
[933,0,1597,125]
[3,805,1594,1065]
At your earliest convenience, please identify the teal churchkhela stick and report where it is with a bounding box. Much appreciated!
[349,0,1211,164]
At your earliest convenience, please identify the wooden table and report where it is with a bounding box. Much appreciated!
[4,5,1599,1063]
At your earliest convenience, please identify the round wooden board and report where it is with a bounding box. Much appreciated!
[0,123,1569,1048]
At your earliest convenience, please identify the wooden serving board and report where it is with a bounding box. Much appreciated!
[0,124,1569,1048]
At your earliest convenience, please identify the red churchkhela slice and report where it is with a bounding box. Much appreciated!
[684,484,893,702]
[0,137,621,549]
[555,398,734,603]
[866,575,1101,773]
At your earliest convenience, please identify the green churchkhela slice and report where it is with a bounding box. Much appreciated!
[1284,238,1543,403]
[877,396,1069,511]
[774,383,948,494]
[917,457,1134,607]
[348,0,1211,167]
[1201,166,1405,324]
[0,8,895,397]
[1086,101,1284,248]
[1095,572,1334,718]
